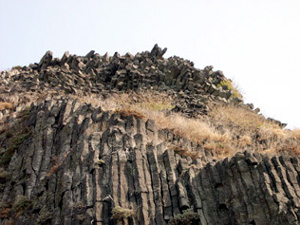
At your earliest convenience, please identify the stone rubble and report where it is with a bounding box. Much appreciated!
[0,45,243,118]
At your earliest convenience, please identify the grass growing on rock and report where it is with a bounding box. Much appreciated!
[21,90,300,159]
[111,206,134,220]
[0,102,13,111]
[217,79,242,99]
[0,109,32,166]
[0,201,11,219]
[12,195,32,217]
[67,90,300,158]
[168,209,200,225]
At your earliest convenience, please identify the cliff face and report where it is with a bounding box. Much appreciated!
[0,45,299,225]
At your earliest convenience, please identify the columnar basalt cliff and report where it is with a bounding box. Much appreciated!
[0,45,299,225]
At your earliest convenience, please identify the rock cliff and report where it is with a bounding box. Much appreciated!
[0,45,299,224]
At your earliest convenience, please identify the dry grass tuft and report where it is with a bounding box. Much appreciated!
[238,135,252,148]
[292,129,300,140]
[115,107,145,119]
[76,91,298,158]
[210,103,279,131]
[111,206,134,220]
[169,145,199,160]
[146,112,230,145]
[2,90,298,158]
[0,102,13,111]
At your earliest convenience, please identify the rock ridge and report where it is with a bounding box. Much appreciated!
[0,45,298,224]
[1,44,244,119]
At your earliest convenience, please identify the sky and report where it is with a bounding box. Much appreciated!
[0,0,300,129]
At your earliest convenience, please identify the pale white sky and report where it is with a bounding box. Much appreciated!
[1,0,300,128]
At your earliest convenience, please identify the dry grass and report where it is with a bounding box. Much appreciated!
[111,206,134,220]
[115,107,145,119]
[210,103,280,131]
[292,129,300,140]
[74,91,299,158]
[169,145,199,160]
[0,102,13,111]
[2,90,298,159]
[238,135,252,148]
[46,151,69,177]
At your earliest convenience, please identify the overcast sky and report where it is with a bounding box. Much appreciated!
[1,0,299,129]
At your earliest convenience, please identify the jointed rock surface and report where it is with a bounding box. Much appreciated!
[0,45,299,224]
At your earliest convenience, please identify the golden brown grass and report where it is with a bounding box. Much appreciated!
[292,129,300,140]
[169,145,199,160]
[74,91,299,158]
[2,89,299,159]
[115,107,145,119]
[210,103,280,131]
[0,102,13,111]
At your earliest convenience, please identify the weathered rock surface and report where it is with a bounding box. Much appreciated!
[0,98,299,224]
[0,45,296,224]
[0,45,243,118]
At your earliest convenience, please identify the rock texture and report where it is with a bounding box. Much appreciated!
[0,45,298,224]
[0,98,299,225]
[0,45,243,119]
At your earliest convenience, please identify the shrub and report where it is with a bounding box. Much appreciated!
[0,131,32,166]
[218,80,242,99]
[111,206,134,220]
[168,209,200,225]
[0,167,9,182]
[12,195,31,214]
[0,108,32,166]
[0,202,11,219]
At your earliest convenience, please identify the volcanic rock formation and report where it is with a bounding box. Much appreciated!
[0,45,299,225]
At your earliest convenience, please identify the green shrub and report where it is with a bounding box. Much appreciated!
[218,80,242,99]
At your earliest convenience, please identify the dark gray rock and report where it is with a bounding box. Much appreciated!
[0,98,298,224]
[39,50,53,70]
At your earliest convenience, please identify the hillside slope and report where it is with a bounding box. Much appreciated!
[0,45,300,225]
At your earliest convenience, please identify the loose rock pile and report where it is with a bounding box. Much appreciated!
[0,44,242,117]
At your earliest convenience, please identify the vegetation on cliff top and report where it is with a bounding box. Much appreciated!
[30,90,299,159]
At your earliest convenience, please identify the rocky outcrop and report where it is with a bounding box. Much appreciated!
[0,98,299,224]
[0,45,297,224]
[0,45,242,118]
